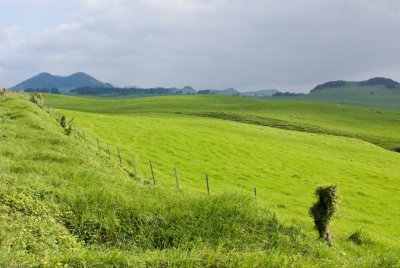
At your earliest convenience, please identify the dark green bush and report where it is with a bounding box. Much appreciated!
[309,185,339,246]
[60,115,67,128]
[393,145,400,153]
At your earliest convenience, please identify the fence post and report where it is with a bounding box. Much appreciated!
[150,161,156,185]
[117,147,122,166]
[107,144,111,160]
[206,173,210,196]
[96,138,101,151]
[174,168,179,191]
[253,187,257,199]
[132,155,137,176]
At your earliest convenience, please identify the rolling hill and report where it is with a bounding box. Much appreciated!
[45,94,400,151]
[44,94,400,245]
[278,77,400,110]
[2,93,400,266]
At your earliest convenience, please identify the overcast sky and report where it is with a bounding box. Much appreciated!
[1,0,400,92]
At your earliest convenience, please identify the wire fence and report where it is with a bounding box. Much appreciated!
[44,104,259,199]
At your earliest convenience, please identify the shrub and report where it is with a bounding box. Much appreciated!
[66,118,74,136]
[60,115,74,136]
[393,145,400,153]
[60,115,67,128]
[30,93,44,107]
[309,185,339,246]
[59,115,74,135]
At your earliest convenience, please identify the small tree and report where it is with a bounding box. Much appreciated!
[309,185,339,246]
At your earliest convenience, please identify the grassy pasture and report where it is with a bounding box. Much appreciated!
[2,95,400,266]
[46,94,400,150]
[45,94,400,248]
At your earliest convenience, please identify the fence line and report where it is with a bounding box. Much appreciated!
[45,105,259,199]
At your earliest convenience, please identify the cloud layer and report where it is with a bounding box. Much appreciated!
[1,0,400,91]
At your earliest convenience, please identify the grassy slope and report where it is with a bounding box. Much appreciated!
[0,96,318,266]
[0,98,398,267]
[46,94,400,150]
[44,94,400,247]
[283,85,400,110]
[2,96,399,266]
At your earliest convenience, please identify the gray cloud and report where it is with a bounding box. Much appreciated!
[1,0,400,92]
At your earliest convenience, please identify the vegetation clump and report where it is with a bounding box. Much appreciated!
[30,92,44,107]
[59,115,74,135]
[309,185,339,246]
[393,145,400,153]
[60,115,67,128]
[347,228,372,245]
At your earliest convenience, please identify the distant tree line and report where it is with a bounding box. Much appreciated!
[71,87,184,96]
[197,90,213,95]
[272,92,304,97]
[24,88,60,94]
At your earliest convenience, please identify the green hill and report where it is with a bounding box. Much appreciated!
[46,94,400,150]
[302,85,400,110]
[2,94,400,266]
[44,94,400,245]
[281,78,400,110]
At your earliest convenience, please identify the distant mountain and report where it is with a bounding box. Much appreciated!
[11,72,111,93]
[240,89,280,97]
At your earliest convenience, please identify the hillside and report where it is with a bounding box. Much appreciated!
[44,93,400,243]
[11,72,110,93]
[46,94,400,151]
[0,95,317,266]
[2,94,400,266]
[277,77,400,110]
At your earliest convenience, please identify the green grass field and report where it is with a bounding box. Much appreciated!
[2,94,400,266]
[46,94,400,150]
